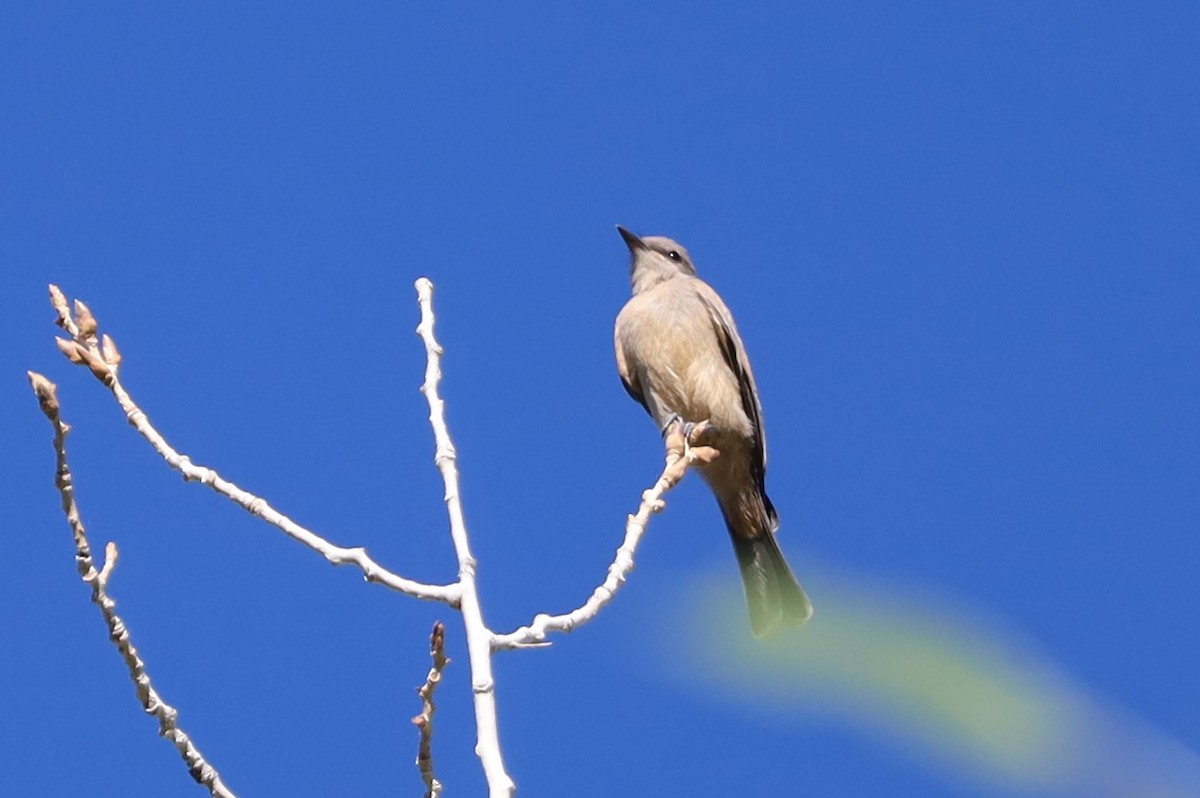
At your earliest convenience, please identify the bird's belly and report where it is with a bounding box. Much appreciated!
[621,304,750,436]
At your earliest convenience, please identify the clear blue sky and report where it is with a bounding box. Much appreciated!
[4,4,1197,796]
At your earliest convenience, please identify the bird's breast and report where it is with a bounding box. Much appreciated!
[616,283,751,436]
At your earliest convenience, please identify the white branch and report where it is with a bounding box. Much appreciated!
[492,422,716,650]
[411,622,449,798]
[46,286,459,606]
[414,277,516,798]
[40,281,703,797]
[28,371,237,798]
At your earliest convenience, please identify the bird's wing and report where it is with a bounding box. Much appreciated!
[614,317,650,414]
[694,280,772,504]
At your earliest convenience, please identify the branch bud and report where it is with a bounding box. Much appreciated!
[101,334,123,368]
[55,337,85,363]
[78,345,112,382]
[27,371,60,418]
[48,284,70,327]
[74,300,98,338]
[99,541,119,584]
[430,621,446,659]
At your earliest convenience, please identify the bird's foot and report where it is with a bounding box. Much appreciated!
[660,413,684,439]
[685,419,720,447]
[661,416,722,466]
[661,415,720,445]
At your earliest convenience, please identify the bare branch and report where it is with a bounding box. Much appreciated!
[45,285,460,606]
[27,371,237,798]
[37,280,701,797]
[412,622,450,798]
[414,277,516,798]
[492,421,716,650]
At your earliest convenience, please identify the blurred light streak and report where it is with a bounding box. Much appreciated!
[667,567,1200,798]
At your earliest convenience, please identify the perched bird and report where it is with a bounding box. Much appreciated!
[613,226,812,637]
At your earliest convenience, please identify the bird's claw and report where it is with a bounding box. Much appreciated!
[660,413,684,439]
[686,420,719,446]
[661,415,719,447]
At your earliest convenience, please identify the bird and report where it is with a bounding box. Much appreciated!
[613,225,812,637]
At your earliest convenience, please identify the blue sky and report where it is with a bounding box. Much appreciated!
[3,4,1198,796]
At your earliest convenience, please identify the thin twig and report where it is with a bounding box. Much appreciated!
[40,280,701,797]
[491,422,716,650]
[27,372,237,798]
[412,622,449,798]
[414,277,516,798]
[46,285,460,606]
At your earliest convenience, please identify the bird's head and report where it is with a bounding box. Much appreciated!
[617,226,696,293]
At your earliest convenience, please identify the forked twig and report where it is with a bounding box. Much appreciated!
[36,281,711,797]
[46,285,459,605]
[414,277,515,797]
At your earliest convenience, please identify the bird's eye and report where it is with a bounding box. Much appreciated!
[667,250,681,261]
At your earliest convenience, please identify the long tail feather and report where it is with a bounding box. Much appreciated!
[730,530,813,637]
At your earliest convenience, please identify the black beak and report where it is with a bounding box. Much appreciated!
[616,225,646,252]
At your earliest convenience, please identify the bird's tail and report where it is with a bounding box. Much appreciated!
[729,527,813,638]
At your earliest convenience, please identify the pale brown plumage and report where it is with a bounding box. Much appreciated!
[614,226,812,637]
